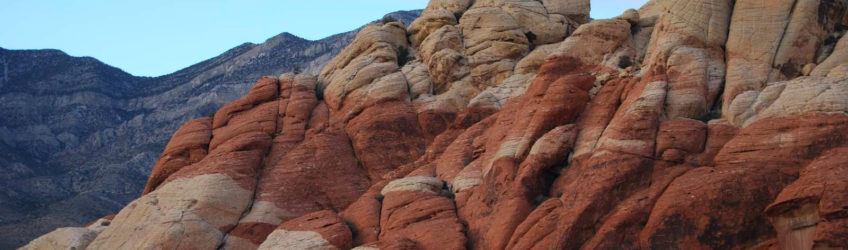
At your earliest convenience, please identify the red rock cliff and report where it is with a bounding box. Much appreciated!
[22,0,848,249]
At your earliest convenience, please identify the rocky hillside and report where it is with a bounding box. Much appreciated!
[0,10,419,249]
[22,0,848,249]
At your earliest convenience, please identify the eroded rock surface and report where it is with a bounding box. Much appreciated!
[26,0,848,249]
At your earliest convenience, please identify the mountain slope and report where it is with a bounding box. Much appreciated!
[0,10,420,249]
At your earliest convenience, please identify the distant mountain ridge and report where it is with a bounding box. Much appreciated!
[0,10,420,249]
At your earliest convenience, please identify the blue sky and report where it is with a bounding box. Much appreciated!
[0,0,649,77]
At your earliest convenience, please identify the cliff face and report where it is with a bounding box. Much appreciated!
[0,10,420,249]
[21,0,848,249]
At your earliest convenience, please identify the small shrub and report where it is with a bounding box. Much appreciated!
[207,111,216,118]
[315,83,325,100]
[439,188,456,201]
[453,11,464,20]
[631,24,642,35]
[462,157,473,166]
[345,221,357,234]
[380,15,398,24]
[696,108,722,123]
[439,181,456,201]
[293,65,302,74]
[533,194,550,205]
[375,194,384,202]
[618,55,633,69]
[525,32,537,50]
[525,31,537,44]
[397,46,413,67]
[268,132,278,139]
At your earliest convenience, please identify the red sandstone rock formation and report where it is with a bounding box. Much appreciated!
[142,118,212,194]
[257,210,354,249]
[28,0,848,249]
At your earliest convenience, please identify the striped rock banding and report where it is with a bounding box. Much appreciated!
[256,210,353,250]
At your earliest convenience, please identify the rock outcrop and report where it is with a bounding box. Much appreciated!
[723,0,848,126]
[24,0,848,249]
[18,215,114,250]
[0,11,421,249]
[87,79,279,249]
[257,210,353,250]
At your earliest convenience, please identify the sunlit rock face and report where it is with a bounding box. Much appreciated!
[0,11,421,249]
[25,0,848,249]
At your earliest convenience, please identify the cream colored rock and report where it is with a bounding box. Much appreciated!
[381,176,444,195]
[258,230,338,250]
[417,23,464,62]
[422,0,473,15]
[468,73,533,110]
[642,0,732,119]
[401,62,433,100]
[723,0,796,114]
[827,63,848,78]
[515,43,558,74]
[417,0,586,115]
[633,1,661,62]
[87,174,253,250]
[408,10,458,48]
[19,228,98,250]
[494,0,572,45]
[416,75,480,117]
[541,0,590,24]
[803,63,817,76]
[235,200,294,227]
[452,162,483,193]
[648,0,733,49]
[528,124,579,158]
[771,0,830,78]
[662,47,725,119]
[727,76,848,127]
[813,35,848,77]
[555,18,633,67]
[85,217,112,234]
[350,72,410,105]
[460,6,529,89]
[468,44,557,109]
[319,22,409,111]
[638,0,661,20]
[419,25,470,93]
[453,0,582,89]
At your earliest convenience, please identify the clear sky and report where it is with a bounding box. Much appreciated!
[0,0,649,77]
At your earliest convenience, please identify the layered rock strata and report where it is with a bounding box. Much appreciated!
[26,0,848,249]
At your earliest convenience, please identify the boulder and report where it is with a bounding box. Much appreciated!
[143,117,212,194]
[726,76,848,126]
[813,34,848,77]
[765,147,848,249]
[256,210,353,250]
[379,177,467,250]
[460,6,529,89]
[86,78,277,250]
